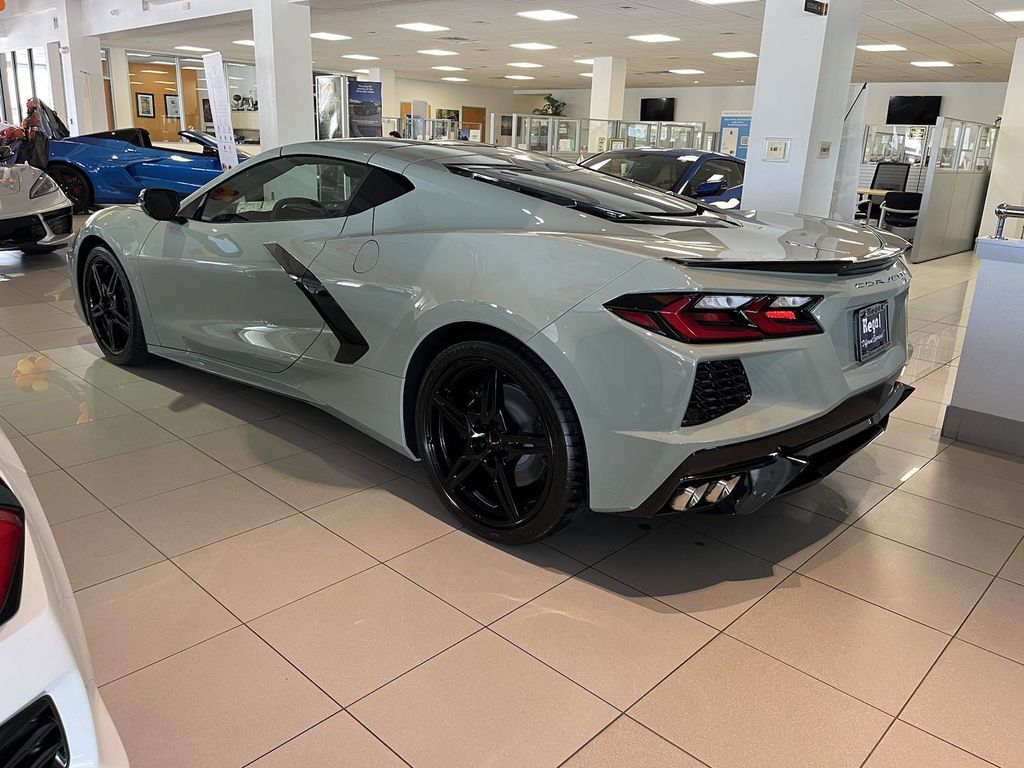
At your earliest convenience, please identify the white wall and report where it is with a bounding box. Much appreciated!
[550,81,1006,131]
[394,79,546,121]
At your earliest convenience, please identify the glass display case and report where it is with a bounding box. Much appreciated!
[862,124,931,165]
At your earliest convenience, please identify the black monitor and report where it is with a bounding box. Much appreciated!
[886,95,942,125]
[640,97,675,122]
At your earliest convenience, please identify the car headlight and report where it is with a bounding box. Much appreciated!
[29,173,58,199]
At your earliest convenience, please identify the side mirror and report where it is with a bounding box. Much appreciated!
[0,146,12,162]
[139,188,182,221]
[693,179,728,197]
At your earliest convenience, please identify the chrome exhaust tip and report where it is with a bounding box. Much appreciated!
[669,474,741,512]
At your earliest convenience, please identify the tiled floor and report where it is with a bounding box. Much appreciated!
[6,244,1024,768]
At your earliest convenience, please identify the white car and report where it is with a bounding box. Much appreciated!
[0,427,128,765]
[0,152,75,254]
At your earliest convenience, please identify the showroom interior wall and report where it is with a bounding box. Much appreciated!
[393,79,546,123]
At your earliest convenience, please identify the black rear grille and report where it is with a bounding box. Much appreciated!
[682,359,752,426]
[0,697,69,768]
[42,209,72,236]
[0,216,44,248]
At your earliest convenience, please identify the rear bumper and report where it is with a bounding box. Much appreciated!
[625,380,913,517]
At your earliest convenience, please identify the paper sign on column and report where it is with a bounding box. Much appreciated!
[202,52,239,171]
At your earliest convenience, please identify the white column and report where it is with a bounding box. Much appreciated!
[743,0,862,216]
[55,0,106,134]
[368,67,398,118]
[589,56,626,121]
[251,0,314,148]
[981,37,1024,238]
[44,44,67,119]
[106,46,133,129]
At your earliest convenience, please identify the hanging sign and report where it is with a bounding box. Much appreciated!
[201,52,239,171]
[804,0,828,15]
[347,80,383,138]
[316,75,348,139]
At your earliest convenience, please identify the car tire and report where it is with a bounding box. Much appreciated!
[416,339,587,544]
[49,164,93,214]
[81,246,149,366]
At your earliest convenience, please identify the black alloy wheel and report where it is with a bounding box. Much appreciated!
[417,340,586,543]
[82,247,148,365]
[50,165,92,214]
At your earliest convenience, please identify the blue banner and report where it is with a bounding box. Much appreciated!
[719,111,752,160]
[348,80,383,138]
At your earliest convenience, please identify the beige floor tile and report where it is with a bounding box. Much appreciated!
[115,474,296,556]
[307,476,458,561]
[186,416,330,471]
[957,578,1024,664]
[32,469,105,525]
[140,398,275,438]
[350,631,616,768]
[249,712,406,768]
[28,413,175,467]
[241,443,398,511]
[856,490,1023,574]
[0,335,35,357]
[17,326,95,351]
[543,512,662,566]
[785,471,893,523]
[902,640,1024,768]
[68,440,229,508]
[864,720,992,768]
[873,417,952,458]
[0,364,80,408]
[0,310,86,335]
[252,565,478,705]
[76,561,239,685]
[679,500,845,570]
[39,343,105,368]
[799,527,992,633]
[909,365,957,405]
[1001,542,1024,586]
[933,442,1024,484]
[840,444,927,488]
[0,388,131,434]
[562,717,706,768]
[285,409,420,475]
[101,379,198,410]
[0,301,67,322]
[51,510,164,590]
[901,357,944,382]
[101,626,338,768]
[10,435,57,475]
[595,524,789,629]
[899,460,1024,527]
[389,529,580,623]
[629,635,891,768]
[69,359,145,388]
[891,398,946,428]
[728,575,948,713]
[174,514,375,620]
[493,569,716,709]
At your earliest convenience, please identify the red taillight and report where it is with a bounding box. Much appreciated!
[0,506,22,619]
[606,293,823,343]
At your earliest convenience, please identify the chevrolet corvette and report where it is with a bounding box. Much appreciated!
[69,139,912,543]
[0,146,74,254]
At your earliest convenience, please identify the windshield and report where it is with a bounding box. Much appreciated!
[582,151,698,192]
[446,150,700,219]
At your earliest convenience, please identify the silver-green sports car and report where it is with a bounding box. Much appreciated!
[69,139,913,543]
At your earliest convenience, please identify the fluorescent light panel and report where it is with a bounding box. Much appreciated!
[579,72,593,77]
[174,45,211,52]
[911,60,954,67]
[629,34,680,42]
[126,53,150,57]
[669,68,704,74]
[140,69,169,74]
[510,42,557,50]
[516,10,578,21]
[995,9,1024,21]
[418,49,458,56]
[574,58,594,65]
[396,22,450,31]
[343,54,379,60]
[505,74,535,80]
[353,68,370,74]
[508,62,543,68]
[432,65,464,71]
[857,43,906,52]
[713,50,757,58]
[442,76,469,81]
[233,40,255,46]
[311,32,351,41]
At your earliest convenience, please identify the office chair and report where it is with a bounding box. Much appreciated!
[879,191,922,240]
[856,161,912,223]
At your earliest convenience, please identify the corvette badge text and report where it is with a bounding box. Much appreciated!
[855,270,909,289]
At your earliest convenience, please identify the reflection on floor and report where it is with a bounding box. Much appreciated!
[3,244,1022,768]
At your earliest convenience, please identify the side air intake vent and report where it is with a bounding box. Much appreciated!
[0,697,69,768]
[682,359,752,426]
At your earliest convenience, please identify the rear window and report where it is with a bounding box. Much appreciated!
[582,151,698,192]
[447,151,700,221]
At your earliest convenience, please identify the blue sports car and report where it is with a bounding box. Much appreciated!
[581,147,744,209]
[35,101,249,213]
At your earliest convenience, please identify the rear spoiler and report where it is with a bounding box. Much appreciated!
[664,245,909,276]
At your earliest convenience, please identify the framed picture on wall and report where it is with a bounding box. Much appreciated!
[164,94,181,119]
[201,98,213,124]
[435,108,460,122]
[136,92,155,118]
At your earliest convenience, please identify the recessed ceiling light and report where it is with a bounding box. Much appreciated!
[579,72,593,77]
[669,68,704,75]
[149,61,176,65]
[343,54,380,60]
[508,62,543,68]
[233,40,256,46]
[418,49,459,56]
[129,81,143,85]
[573,58,594,65]
[140,69,169,74]
[310,32,351,41]
[629,34,680,43]
[911,60,954,67]
[995,9,1024,21]
[353,68,370,74]
[713,50,757,58]
[396,22,451,32]
[126,53,150,58]
[510,42,557,50]
[857,43,907,52]
[505,74,536,80]
[174,45,211,52]
[432,65,465,71]
[154,80,177,85]
[442,76,469,82]
[181,65,204,70]
[165,88,176,92]
[516,10,578,21]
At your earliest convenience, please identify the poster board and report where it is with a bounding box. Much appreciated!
[348,80,383,138]
[316,75,347,139]
[719,111,752,159]
[201,52,239,170]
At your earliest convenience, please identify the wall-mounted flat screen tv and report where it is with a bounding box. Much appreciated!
[886,95,942,125]
[640,97,675,121]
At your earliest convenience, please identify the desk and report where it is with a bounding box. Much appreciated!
[857,188,894,225]
[857,187,893,197]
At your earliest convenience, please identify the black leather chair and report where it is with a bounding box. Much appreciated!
[856,161,912,223]
[880,191,922,239]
